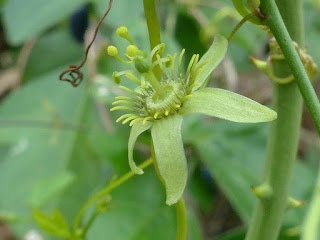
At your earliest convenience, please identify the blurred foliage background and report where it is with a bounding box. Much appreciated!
[0,0,319,239]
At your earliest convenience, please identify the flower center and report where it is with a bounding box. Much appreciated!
[144,81,186,119]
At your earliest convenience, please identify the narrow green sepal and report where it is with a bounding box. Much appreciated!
[129,121,152,175]
[180,88,277,123]
[251,183,273,200]
[151,115,187,206]
[193,34,228,90]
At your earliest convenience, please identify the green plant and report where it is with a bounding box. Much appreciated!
[0,0,319,240]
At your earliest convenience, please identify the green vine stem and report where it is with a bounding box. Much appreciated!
[143,0,161,81]
[302,169,320,239]
[260,0,320,136]
[176,198,187,240]
[143,2,188,239]
[245,0,304,240]
[73,158,154,236]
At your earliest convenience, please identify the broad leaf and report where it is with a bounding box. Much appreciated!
[151,115,187,206]
[180,88,277,123]
[3,0,86,45]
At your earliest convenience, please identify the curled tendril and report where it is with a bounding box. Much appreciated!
[59,0,114,87]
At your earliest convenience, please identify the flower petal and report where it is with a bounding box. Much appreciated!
[193,34,228,89]
[151,115,187,206]
[129,121,152,174]
[180,88,277,122]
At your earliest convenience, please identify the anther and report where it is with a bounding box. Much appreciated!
[107,46,132,64]
[116,26,135,45]
[107,45,118,56]
[126,45,139,58]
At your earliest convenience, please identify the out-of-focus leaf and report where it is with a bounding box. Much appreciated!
[87,169,203,240]
[28,171,75,208]
[0,69,87,235]
[24,30,83,81]
[94,0,143,28]
[2,0,87,45]
[32,208,71,239]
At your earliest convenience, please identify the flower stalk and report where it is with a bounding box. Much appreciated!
[245,0,304,239]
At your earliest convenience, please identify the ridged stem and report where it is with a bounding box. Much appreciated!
[245,1,304,239]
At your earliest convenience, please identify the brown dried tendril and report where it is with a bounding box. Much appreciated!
[59,0,114,87]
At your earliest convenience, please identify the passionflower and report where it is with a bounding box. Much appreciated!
[108,26,277,206]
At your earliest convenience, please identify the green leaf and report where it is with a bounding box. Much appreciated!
[180,88,277,123]
[151,115,187,206]
[129,122,152,175]
[2,0,86,45]
[28,171,75,208]
[193,35,228,89]
[0,69,87,235]
[32,208,71,239]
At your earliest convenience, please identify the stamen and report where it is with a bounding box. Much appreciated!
[116,26,136,45]
[107,46,132,64]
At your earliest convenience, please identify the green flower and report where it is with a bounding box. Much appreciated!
[108,26,277,206]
